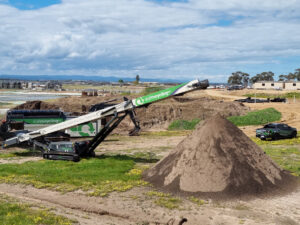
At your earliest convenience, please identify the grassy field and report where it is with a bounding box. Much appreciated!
[0,102,11,106]
[244,92,300,99]
[62,84,144,93]
[0,102,12,109]
[251,137,300,176]
[143,86,165,95]
[0,194,75,225]
[63,84,114,90]
[167,108,281,129]
[0,156,148,197]
[145,191,182,209]
[263,146,300,176]
[140,130,191,137]
[227,108,281,126]
[252,136,300,146]
[168,119,201,130]
[0,149,40,159]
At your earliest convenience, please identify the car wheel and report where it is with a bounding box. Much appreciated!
[292,131,297,138]
[273,133,280,140]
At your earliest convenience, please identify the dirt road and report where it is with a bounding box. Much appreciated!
[0,182,299,225]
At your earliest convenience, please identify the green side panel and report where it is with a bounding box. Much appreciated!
[69,123,96,137]
[13,118,64,124]
[134,83,186,106]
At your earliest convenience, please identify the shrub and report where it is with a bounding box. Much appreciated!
[168,119,201,130]
[227,108,281,126]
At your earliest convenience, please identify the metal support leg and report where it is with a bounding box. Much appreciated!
[84,112,127,155]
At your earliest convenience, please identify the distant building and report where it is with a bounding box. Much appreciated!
[284,81,300,90]
[0,79,62,90]
[82,89,98,96]
[253,81,284,90]
[0,80,24,89]
[45,81,62,90]
[253,81,300,90]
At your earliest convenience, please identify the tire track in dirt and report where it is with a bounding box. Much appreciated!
[0,184,138,225]
[0,183,174,225]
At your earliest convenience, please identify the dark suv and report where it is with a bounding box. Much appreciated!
[227,85,244,90]
[256,123,297,140]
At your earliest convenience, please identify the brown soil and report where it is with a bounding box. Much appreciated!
[143,115,298,198]
[13,101,60,110]
[11,95,249,132]
[0,130,299,224]
[1,181,299,225]
[134,97,248,130]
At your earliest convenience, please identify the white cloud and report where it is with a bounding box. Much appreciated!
[0,0,300,81]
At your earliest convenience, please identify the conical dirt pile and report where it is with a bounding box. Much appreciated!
[143,115,296,197]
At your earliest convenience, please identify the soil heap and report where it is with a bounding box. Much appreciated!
[143,115,296,197]
[14,101,59,110]
[12,96,249,131]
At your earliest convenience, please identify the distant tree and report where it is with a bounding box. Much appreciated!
[295,68,300,81]
[241,73,250,87]
[228,71,249,85]
[278,72,297,81]
[250,75,259,84]
[250,71,274,83]
[135,74,140,84]
[118,79,124,84]
[278,74,286,81]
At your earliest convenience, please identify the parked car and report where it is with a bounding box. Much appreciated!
[227,85,244,91]
[256,123,297,140]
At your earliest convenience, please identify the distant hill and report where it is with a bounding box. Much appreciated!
[0,74,225,86]
[0,74,187,83]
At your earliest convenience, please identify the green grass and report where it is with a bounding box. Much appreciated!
[227,108,281,126]
[0,102,12,110]
[129,152,159,162]
[145,191,181,209]
[141,130,191,137]
[262,146,300,176]
[244,92,300,99]
[233,203,250,211]
[163,108,281,131]
[143,86,165,95]
[0,194,75,225]
[62,84,144,93]
[188,196,207,206]
[0,156,148,196]
[253,138,300,177]
[0,102,12,106]
[0,150,40,159]
[252,137,300,146]
[154,197,182,209]
[168,119,201,130]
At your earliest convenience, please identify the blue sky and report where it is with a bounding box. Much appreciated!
[5,0,61,10]
[0,0,300,82]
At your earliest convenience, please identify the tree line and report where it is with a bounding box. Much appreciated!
[227,68,300,86]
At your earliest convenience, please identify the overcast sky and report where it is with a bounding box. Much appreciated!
[0,0,300,82]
